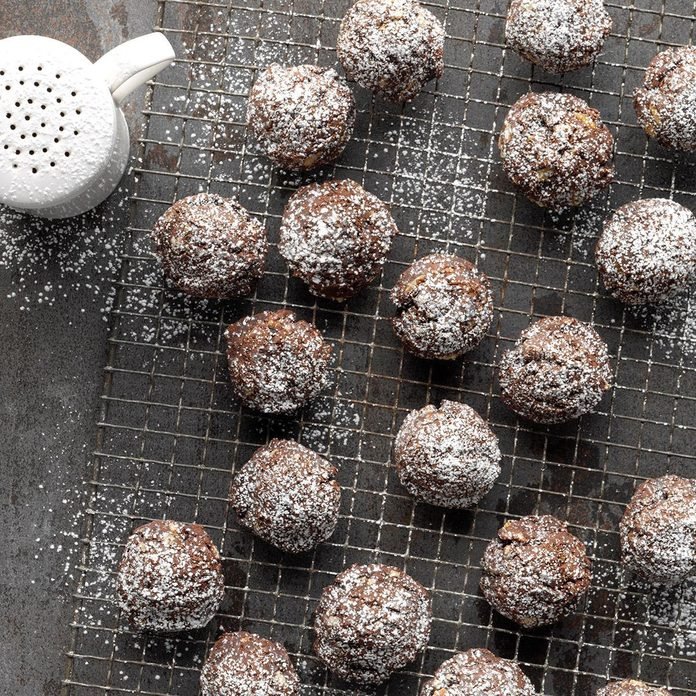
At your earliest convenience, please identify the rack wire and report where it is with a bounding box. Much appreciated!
[63,0,696,694]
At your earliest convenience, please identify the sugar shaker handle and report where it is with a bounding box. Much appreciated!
[94,32,175,106]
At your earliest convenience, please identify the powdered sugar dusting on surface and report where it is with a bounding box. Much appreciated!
[506,0,612,74]
[0,189,129,314]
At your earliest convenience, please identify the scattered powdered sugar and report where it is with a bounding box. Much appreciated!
[421,648,536,696]
[0,188,129,314]
[506,0,612,74]
[394,400,501,509]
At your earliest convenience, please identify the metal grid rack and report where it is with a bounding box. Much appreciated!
[64,0,696,694]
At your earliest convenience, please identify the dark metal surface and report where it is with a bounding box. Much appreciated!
[64,1,696,694]
[0,2,156,695]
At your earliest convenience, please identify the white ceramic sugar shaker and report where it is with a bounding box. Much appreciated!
[0,33,175,219]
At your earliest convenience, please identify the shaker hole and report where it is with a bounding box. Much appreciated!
[65,151,71,157]
[18,66,23,71]
[50,162,55,167]
[33,81,39,87]
[31,168,37,174]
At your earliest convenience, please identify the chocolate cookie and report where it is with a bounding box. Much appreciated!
[391,253,494,359]
[279,179,398,301]
[151,193,268,299]
[634,46,696,151]
[117,520,225,633]
[231,439,341,553]
[200,631,300,696]
[393,400,501,509]
[480,515,592,628]
[596,198,696,304]
[598,679,670,696]
[313,563,431,684]
[247,64,356,171]
[620,474,696,585]
[225,309,332,415]
[506,0,612,74]
[499,316,612,424]
[337,0,445,102]
[420,648,536,696]
[499,92,614,209]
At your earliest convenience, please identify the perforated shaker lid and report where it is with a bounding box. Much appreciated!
[0,35,118,211]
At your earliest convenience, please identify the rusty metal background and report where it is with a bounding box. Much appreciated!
[63,0,696,694]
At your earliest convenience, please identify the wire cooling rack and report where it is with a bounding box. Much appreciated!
[63,0,696,694]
